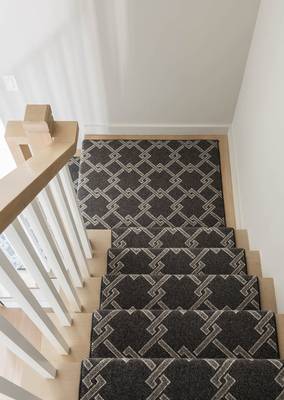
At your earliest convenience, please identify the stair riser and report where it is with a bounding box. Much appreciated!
[107,247,247,275]
[101,275,260,311]
[112,228,236,248]
[90,310,278,359]
[80,358,284,400]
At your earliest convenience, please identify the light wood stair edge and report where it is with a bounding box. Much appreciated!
[246,250,263,277]
[259,277,277,313]
[235,229,263,277]
[235,229,250,250]
[276,315,284,359]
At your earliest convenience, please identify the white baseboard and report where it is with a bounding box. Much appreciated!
[83,123,230,135]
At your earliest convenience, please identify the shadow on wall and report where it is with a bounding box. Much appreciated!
[0,0,260,143]
[0,0,131,142]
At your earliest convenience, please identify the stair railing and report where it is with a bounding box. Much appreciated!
[0,105,92,398]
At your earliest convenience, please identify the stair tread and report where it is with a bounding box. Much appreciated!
[107,247,246,275]
[112,227,236,248]
[101,274,260,311]
[90,310,278,359]
[80,358,284,400]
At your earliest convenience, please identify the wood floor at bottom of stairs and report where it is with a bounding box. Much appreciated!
[22,362,82,400]
[5,312,93,400]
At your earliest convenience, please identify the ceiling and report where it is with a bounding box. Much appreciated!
[0,0,260,141]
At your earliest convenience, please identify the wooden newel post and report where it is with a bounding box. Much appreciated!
[5,104,54,165]
[23,104,54,154]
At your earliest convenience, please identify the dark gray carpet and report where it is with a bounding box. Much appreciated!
[77,140,225,229]
[90,310,278,359]
[112,227,236,248]
[80,359,284,400]
[107,247,247,275]
[75,139,282,400]
[100,275,260,311]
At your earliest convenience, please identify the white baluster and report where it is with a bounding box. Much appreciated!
[49,175,90,279]
[60,165,93,258]
[0,377,42,400]
[5,219,72,327]
[22,200,81,312]
[38,188,83,288]
[0,315,56,379]
[0,249,69,354]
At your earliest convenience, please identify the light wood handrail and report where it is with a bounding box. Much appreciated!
[0,121,78,233]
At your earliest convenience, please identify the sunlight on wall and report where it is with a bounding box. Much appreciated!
[0,0,259,141]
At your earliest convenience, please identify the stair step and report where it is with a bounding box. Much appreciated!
[90,310,278,359]
[80,358,284,400]
[107,247,246,275]
[101,274,260,311]
[112,227,236,248]
[77,139,226,229]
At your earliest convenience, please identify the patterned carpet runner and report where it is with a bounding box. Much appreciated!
[80,359,284,399]
[77,140,225,228]
[107,247,247,275]
[100,275,260,310]
[68,140,284,399]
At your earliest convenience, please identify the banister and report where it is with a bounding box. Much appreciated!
[0,105,94,381]
[0,120,78,233]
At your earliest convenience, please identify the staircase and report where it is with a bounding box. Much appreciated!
[71,139,284,399]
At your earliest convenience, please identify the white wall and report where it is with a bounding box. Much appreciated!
[0,118,15,178]
[230,0,284,310]
[0,0,259,143]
